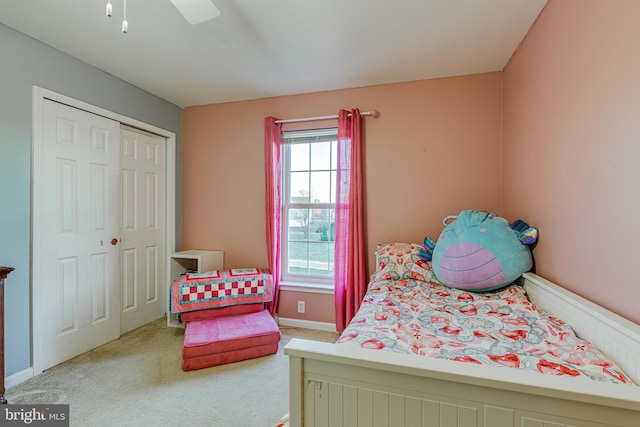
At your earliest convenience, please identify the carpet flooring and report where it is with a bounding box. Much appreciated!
[7,318,338,427]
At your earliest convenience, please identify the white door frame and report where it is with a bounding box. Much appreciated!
[31,86,177,376]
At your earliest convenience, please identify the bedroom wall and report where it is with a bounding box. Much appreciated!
[0,23,182,378]
[181,72,503,325]
[501,0,640,324]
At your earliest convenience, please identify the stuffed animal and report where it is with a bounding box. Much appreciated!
[422,210,538,292]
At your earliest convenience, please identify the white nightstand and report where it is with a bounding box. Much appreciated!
[167,249,224,327]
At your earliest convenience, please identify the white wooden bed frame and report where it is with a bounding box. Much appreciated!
[284,272,640,427]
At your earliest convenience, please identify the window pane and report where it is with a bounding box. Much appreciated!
[288,242,309,275]
[309,209,332,242]
[310,171,331,203]
[309,242,333,276]
[282,128,337,283]
[290,172,309,203]
[288,208,310,239]
[310,141,331,170]
[290,143,309,171]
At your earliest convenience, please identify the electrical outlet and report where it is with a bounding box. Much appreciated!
[297,301,305,313]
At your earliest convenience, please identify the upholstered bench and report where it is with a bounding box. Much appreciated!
[180,302,263,323]
[181,308,280,371]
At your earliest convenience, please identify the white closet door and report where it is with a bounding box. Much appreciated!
[120,126,166,333]
[36,99,121,372]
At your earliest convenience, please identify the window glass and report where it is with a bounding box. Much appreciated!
[290,172,310,203]
[310,171,331,203]
[282,128,337,284]
[290,143,309,171]
[310,141,331,170]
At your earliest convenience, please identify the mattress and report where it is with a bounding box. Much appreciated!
[338,277,634,385]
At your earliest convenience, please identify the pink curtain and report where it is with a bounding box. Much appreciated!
[264,117,282,316]
[334,109,367,332]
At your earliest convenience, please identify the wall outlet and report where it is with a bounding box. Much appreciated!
[297,301,305,313]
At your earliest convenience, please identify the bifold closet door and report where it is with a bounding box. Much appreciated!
[36,99,121,372]
[119,126,166,334]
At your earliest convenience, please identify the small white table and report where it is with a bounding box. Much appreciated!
[167,250,224,327]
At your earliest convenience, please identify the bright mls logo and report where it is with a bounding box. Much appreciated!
[1,405,69,426]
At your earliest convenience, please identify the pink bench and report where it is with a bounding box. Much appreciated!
[181,306,280,371]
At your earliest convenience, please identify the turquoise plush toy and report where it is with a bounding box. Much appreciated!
[422,210,538,292]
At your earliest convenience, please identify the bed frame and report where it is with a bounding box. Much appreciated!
[284,272,640,427]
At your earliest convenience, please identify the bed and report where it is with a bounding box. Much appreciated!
[284,243,640,427]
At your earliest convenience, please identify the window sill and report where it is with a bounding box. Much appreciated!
[279,281,334,294]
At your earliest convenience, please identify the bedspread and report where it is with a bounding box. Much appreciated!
[338,278,634,385]
[170,268,272,313]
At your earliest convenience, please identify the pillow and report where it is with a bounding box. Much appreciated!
[430,210,538,292]
[373,243,434,282]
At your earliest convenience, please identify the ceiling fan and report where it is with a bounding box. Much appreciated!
[169,0,221,25]
[106,0,221,33]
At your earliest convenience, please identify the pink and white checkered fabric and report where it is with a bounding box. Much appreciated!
[170,268,272,313]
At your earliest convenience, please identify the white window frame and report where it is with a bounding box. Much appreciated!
[280,128,338,290]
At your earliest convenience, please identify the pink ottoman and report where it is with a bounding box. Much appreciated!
[182,309,280,371]
[180,303,264,323]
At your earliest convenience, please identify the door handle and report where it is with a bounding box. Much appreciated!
[111,238,119,246]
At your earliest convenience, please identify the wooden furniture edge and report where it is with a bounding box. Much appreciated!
[0,266,14,404]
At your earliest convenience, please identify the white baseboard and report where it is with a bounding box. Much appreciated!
[5,367,34,389]
[278,317,336,332]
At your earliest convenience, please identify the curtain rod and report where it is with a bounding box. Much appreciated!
[275,110,379,124]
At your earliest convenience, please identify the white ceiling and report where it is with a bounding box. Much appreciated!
[0,0,547,108]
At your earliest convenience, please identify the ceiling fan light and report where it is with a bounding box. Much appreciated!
[122,0,128,33]
[170,0,221,25]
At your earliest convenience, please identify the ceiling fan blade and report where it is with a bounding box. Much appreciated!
[169,0,221,25]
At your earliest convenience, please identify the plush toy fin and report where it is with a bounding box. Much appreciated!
[420,236,436,261]
[510,219,538,245]
[509,219,529,233]
[518,227,539,245]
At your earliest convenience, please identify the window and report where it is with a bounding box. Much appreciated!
[281,128,338,286]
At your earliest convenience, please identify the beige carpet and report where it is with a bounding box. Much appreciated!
[7,319,338,427]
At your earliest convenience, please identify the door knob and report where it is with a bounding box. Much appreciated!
[111,238,119,246]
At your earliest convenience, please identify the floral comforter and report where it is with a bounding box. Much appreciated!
[338,278,633,385]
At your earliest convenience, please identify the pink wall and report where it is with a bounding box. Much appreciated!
[182,73,503,324]
[502,0,640,324]
[278,291,335,324]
